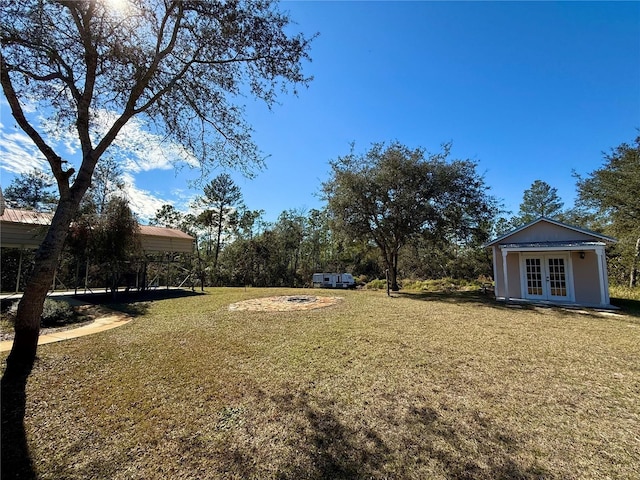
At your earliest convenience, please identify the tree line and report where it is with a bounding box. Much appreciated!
[6,136,637,293]
[153,135,639,291]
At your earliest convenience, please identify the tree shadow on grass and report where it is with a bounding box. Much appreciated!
[403,405,554,480]
[610,297,640,318]
[395,290,508,309]
[271,390,390,480]
[1,367,37,480]
[268,388,554,480]
[69,288,205,316]
[396,290,640,320]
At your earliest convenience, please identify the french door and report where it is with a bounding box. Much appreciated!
[522,254,572,301]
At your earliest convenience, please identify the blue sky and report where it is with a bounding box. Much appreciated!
[1,1,639,224]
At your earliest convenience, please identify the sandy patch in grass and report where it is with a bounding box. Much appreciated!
[228,295,342,312]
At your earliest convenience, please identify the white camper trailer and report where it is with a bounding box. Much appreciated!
[312,273,356,289]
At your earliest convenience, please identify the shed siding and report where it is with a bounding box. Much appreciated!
[571,251,602,304]
[492,250,523,299]
[492,246,504,297]
[506,253,522,298]
[503,222,596,244]
[486,218,616,307]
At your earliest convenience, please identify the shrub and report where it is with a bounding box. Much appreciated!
[609,285,640,301]
[398,277,483,292]
[365,279,387,290]
[1,299,78,329]
[40,299,77,327]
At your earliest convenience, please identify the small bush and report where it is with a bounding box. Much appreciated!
[40,299,77,327]
[399,277,482,292]
[1,299,79,330]
[609,285,640,301]
[365,279,387,290]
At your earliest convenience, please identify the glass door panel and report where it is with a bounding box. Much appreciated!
[547,257,568,299]
[525,258,544,297]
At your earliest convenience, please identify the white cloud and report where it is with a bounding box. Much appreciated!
[39,117,79,158]
[1,107,201,220]
[0,126,48,174]
[120,172,168,222]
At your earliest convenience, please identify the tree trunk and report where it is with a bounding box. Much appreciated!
[4,197,80,378]
[631,236,640,288]
[214,208,224,275]
[390,251,400,291]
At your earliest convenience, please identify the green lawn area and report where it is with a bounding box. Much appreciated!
[3,288,639,479]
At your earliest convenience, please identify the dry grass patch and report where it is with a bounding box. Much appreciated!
[228,295,342,311]
[2,288,639,479]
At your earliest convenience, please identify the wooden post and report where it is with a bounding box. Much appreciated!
[15,249,23,293]
[596,247,607,306]
[630,236,639,288]
[74,260,80,295]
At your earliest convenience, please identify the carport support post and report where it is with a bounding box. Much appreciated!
[166,254,170,290]
[84,260,90,293]
[15,249,23,293]
[502,249,510,302]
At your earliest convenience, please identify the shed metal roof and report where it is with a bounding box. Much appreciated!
[499,240,606,249]
[1,208,194,253]
[0,208,54,225]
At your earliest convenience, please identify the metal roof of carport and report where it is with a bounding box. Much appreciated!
[0,208,194,253]
[138,224,194,253]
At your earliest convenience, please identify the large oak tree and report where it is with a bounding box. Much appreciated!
[322,142,497,291]
[0,0,313,375]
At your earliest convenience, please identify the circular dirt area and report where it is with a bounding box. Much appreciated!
[228,295,342,312]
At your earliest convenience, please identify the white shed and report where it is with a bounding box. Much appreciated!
[484,217,617,307]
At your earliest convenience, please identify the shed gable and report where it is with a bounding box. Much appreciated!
[502,221,598,244]
[485,217,616,247]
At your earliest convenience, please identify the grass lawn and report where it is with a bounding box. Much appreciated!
[2,288,639,479]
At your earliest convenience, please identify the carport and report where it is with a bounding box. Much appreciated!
[0,208,195,292]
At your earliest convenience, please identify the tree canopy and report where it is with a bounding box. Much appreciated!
[576,135,640,286]
[322,142,497,291]
[0,0,314,373]
[3,169,58,211]
[515,180,564,224]
[195,173,243,280]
